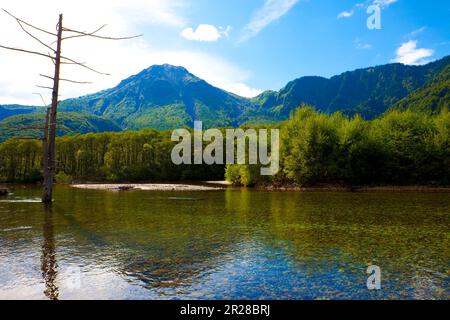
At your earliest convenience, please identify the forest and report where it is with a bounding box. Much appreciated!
[0,106,449,187]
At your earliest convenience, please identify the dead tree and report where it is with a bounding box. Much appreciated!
[0,9,140,203]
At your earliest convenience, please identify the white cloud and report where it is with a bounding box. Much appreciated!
[239,0,299,43]
[354,38,372,50]
[355,42,372,50]
[337,10,354,19]
[224,83,263,98]
[181,24,231,42]
[391,40,434,65]
[0,0,260,104]
[406,26,426,38]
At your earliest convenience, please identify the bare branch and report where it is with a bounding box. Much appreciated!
[60,55,110,75]
[2,9,57,36]
[32,92,49,107]
[61,24,107,41]
[60,78,92,84]
[39,74,54,80]
[37,85,53,90]
[1,10,143,203]
[0,44,53,59]
[40,74,92,84]
[61,61,86,65]
[48,52,56,64]
[15,19,56,53]
[62,26,142,41]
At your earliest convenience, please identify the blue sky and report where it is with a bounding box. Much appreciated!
[0,0,449,104]
[160,0,450,92]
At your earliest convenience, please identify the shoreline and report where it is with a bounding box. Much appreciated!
[3,182,449,193]
[69,182,450,192]
[255,184,450,193]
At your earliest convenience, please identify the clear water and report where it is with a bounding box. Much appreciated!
[0,186,448,300]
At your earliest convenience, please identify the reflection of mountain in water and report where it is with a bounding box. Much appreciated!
[0,187,448,299]
[53,191,248,291]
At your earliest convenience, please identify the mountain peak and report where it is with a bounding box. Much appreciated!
[147,64,189,73]
[143,64,191,79]
[115,64,197,90]
[141,64,201,86]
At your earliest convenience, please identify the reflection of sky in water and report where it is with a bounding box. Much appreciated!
[0,186,449,300]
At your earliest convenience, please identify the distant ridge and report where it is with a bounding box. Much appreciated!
[0,55,449,136]
[0,112,121,142]
[0,105,39,121]
[250,55,450,120]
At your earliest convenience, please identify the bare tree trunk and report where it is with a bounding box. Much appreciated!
[42,107,50,195]
[42,14,63,203]
[0,10,139,203]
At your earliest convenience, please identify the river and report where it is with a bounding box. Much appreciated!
[0,186,448,300]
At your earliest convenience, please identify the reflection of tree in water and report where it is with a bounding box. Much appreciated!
[41,204,59,300]
[54,189,246,292]
[45,188,449,299]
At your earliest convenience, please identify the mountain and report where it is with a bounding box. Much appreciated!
[1,56,449,136]
[249,55,450,120]
[0,105,39,121]
[59,64,252,130]
[393,64,450,113]
[0,112,121,142]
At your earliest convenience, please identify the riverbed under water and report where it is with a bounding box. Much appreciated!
[0,186,448,300]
